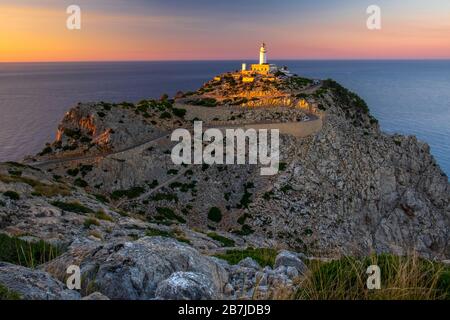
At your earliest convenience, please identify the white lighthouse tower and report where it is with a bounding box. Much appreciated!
[259,43,267,64]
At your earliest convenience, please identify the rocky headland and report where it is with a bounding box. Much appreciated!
[0,70,449,300]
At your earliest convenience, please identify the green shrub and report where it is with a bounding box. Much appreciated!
[94,194,109,203]
[3,191,20,200]
[0,283,21,300]
[172,108,187,118]
[146,228,191,244]
[278,162,288,171]
[233,224,254,236]
[39,146,53,156]
[207,232,235,247]
[155,207,186,223]
[67,168,79,176]
[111,186,145,200]
[151,193,178,202]
[0,233,61,268]
[186,98,217,107]
[74,178,88,188]
[51,201,93,213]
[214,248,277,268]
[160,111,172,119]
[208,207,222,223]
[145,228,172,237]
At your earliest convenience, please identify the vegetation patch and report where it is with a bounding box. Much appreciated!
[207,207,222,223]
[155,207,186,223]
[322,79,370,116]
[145,228,191,244]
[51,201,93,214]
[0,283,21,300]
[83,217,100,228]
[207,232,235,247]
[0,173,70,197]
[237,182,253,209]
[3,191,20,200]
[172,108,187,118]
[74,178,88,188]
[111,186,145,200]
[214,247,277,268]
[151,192,178,202]
[95,210,113,222]
[186,97,218,107]
[296,254,450,300]
[0,233,62,268]
[233,224,254,236]
[94,194,109,203]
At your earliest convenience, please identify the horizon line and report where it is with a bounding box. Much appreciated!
[2,58,450,64]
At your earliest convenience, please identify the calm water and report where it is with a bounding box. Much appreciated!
[0,60,449,176]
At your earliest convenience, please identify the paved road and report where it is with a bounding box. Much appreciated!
[26,116,321,168]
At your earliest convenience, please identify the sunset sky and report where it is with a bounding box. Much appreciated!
[1,0,450,62]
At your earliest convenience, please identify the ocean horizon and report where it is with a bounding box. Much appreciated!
[0,60,449,177]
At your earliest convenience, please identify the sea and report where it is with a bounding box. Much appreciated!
[0,60,449,177]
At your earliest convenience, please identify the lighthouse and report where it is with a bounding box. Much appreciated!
[259,43,267,64]
[247,42,277,75]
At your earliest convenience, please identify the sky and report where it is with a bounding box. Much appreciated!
[1,0,450,62]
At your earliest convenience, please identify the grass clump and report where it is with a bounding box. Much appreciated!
[214,247,277,268]
[51,201,93,214]
[83,217,100,228]
[0,283,21,300]
[145,228,191,244]
[0,173,70,197]
[155,207,186,223]
[94,194,109,203]
[207,207,222,223]
[0,233,61,268]
[207,232,235,247]
[95,210,113,222]
[296,254,450,300]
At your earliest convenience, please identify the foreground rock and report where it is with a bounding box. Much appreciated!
[0,262,80,300]
[43,237,228,299]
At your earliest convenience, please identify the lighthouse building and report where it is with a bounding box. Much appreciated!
[242,43,278,75]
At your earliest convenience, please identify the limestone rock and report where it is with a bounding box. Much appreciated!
[0,262,80,300]
[155,272,217,300]
[274,250,307,274]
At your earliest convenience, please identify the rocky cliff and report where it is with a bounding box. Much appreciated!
[1,74,449,299]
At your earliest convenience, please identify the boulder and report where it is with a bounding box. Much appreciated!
[0,262,80,300]
[155,272,216,300]
[238,257,261,270]
[274,250,307,274]
[43,237,228,300]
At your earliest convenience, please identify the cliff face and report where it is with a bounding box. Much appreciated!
[0,75,449,299]
[248,85,449,258]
